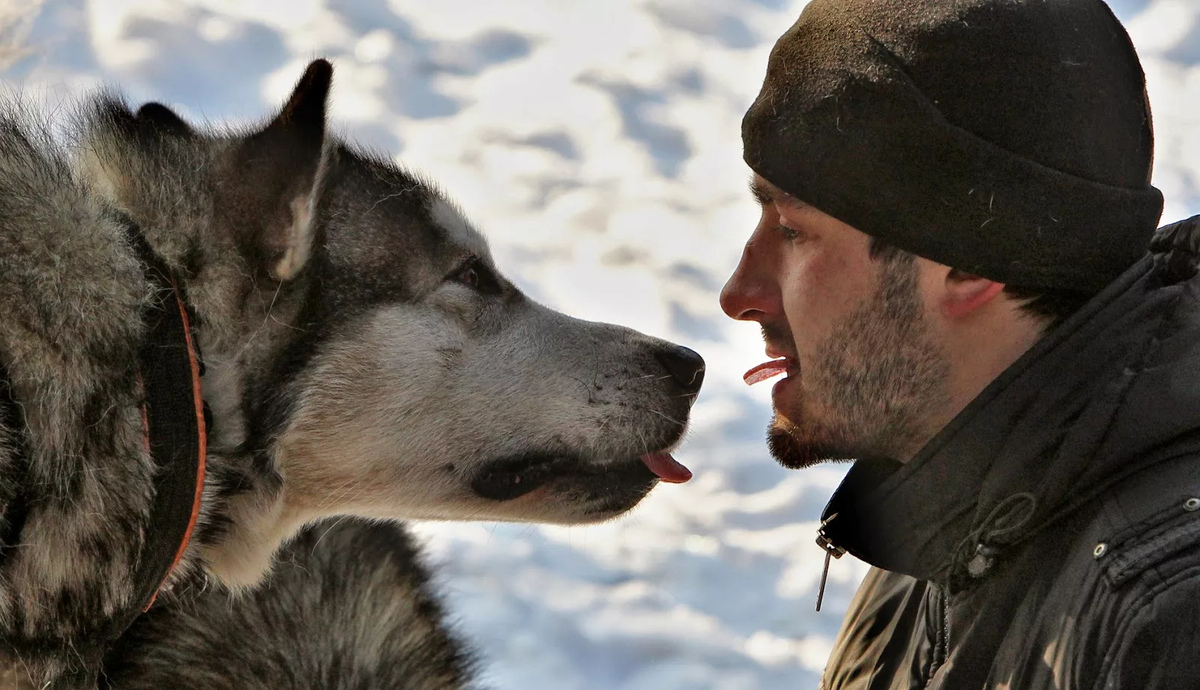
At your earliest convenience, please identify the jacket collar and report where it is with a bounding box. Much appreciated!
[820,215,1200,588]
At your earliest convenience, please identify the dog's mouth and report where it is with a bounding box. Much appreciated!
[471,450,691,502]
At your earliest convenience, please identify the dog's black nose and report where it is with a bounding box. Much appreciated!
[656,345,705,395]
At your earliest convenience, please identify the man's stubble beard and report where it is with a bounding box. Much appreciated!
[768,257,952,469]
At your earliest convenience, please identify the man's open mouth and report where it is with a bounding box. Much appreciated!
[471,450,691,502]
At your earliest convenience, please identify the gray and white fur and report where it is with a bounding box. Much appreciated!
[0,60,703,688]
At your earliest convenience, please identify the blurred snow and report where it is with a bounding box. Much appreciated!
[3,0,1196,688]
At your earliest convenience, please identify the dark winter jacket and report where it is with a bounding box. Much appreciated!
[817,215,1200,689]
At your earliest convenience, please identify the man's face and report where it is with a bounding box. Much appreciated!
[720,175,952,467]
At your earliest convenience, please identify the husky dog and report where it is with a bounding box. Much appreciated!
[0,60,703,688]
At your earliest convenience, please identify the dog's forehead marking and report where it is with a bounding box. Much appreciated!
[430,196,491,261]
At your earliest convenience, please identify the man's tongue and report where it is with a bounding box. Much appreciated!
[744,359,789,385]
[639,453,692,483]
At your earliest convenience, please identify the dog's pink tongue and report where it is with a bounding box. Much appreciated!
[640,453,692,484]
[744,359,789,385]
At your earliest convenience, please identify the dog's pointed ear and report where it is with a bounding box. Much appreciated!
[136,102,194,137]
[235,59,333,282]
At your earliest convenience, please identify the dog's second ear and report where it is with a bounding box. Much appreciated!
[136,102,195,137]
[234,59,333,283]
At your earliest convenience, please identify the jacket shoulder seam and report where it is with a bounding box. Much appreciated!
[1104,514,1200,588]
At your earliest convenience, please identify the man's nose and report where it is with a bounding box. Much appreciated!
[720,242,775,322]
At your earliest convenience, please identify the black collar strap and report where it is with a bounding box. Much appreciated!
[125,223,207,613]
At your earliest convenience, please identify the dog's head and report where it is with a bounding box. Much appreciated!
[82,60,703,529]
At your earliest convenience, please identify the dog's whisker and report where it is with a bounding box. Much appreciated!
[647,408,685,426]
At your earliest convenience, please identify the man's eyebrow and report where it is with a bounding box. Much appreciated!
[749,176,811,211]
[749,176,775,206]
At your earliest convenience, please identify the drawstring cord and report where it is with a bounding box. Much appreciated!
[950,492,1037,585]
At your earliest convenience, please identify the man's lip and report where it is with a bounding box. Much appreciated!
[764,344,796,361]
[765,354,798,371]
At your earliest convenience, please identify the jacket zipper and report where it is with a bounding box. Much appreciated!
[923,585,950,689]
[816,513,846,612]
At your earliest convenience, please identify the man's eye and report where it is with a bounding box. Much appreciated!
[775,224,801,241]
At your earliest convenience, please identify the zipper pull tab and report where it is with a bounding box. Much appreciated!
[817,548,833,612]
[815,513,846,612]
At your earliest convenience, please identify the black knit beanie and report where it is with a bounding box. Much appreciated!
[743,0,1164,292]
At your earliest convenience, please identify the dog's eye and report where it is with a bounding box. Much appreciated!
[453,262,480,289]
[449,256,501,294]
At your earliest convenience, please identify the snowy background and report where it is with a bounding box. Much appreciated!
[4,0,1198,687]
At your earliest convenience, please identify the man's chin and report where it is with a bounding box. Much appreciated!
[767,422,855,470]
